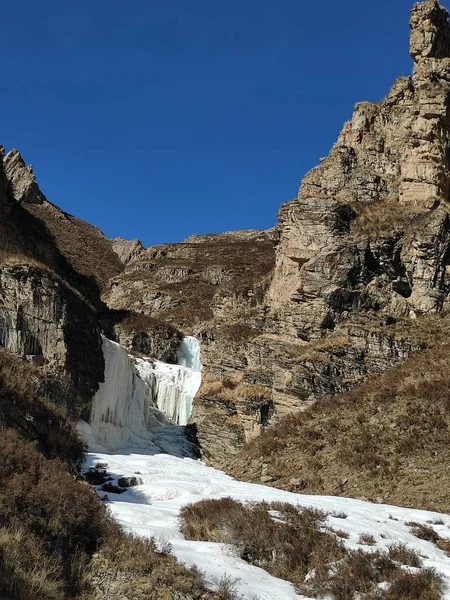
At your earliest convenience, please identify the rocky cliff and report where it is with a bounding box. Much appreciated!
[98,0,450,466]
[0,148,109,423]
[2,0,450,471]
[270,0,450,341]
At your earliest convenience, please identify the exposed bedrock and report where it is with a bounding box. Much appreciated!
[0,265,104,408]
[4,2,450,468]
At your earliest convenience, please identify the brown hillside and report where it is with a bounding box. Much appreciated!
[227,316,450,513]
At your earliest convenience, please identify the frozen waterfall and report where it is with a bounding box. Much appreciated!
[82,335,202,450]
[177,335,202,372]
[135,336,202,426]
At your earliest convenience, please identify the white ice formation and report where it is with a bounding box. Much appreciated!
[83,335,201,451]
[135,336,202,427]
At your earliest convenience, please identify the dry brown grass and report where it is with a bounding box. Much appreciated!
[406,521,450,554]
[227,337,450,513]
[359,534,376,546]
[215,323,260,342]
[406,522,440,543]
[180,498,442,599]
[0,527,64,600]
[90,534,217,600]
[0,428,221,600]
[0,181,120,309]
[199,380,271,403]
[24,202,123,291]
[378,569,442,600]
[109,232,275,327]
[307,551,441,600]
[350,196,429,238]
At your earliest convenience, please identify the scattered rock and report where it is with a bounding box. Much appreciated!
[118,476,142,488]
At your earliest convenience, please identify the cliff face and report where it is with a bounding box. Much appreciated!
[100,0,450,466]
[269,0,450,343]
[2,1,450,470]
[0,148,111,437]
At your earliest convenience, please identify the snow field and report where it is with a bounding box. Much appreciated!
[84,448,450,600]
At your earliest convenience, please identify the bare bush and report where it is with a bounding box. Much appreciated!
[180,499,444,599]
[180,498,344,587]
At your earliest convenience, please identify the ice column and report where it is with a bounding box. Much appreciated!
[135,336,202,426]
[87,337,169,450]
[177,336,202,372]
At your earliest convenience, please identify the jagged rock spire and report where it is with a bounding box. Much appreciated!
[3,148,46,205]
[410,0,450,60]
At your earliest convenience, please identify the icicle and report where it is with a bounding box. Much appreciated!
[88,338,169,449]
[135,336,202,426]
[86,335,202,450]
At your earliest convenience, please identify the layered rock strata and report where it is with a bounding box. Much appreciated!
[3,1,450,468]
[106,0,450,465]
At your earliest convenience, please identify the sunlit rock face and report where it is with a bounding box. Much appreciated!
[269,0,450,343]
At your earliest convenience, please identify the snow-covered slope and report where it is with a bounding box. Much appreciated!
[85,447,450,600]
[81,336,450,599]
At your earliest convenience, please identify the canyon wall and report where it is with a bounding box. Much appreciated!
[101,0,450,466]
[2,0,450,469]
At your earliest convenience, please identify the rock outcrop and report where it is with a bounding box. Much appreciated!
[111,237,144,264]
[3,1,450,470]
[3,148,48,205]
[0,264,103,404]
[101,0,450,466]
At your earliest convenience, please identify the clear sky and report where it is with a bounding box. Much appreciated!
[1,0,429,246]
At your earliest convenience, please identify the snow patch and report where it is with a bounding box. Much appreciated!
[84,449,450,600]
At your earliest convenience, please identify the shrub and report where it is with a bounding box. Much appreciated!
[387,543,421,567]
[180,499,444,599]
[93,533,215,599]
[306,550,440,600]
[212,574,243,600]
[383,568,442,600]
[359,534,376,546]
[406,522,439,543]
[180,498,344,587]
[0,428,115,597]
[83,468,112,486]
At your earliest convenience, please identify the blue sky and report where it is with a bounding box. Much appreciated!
[1,0,424,246]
